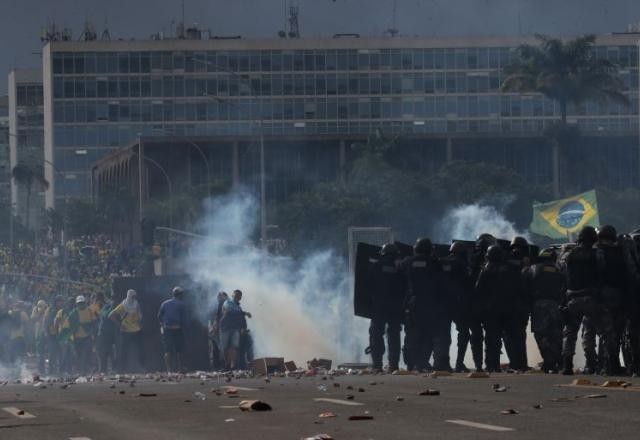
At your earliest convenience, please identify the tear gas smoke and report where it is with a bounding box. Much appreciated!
[185,191,367,367]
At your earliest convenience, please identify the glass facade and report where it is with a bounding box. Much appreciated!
[48,41,640,197]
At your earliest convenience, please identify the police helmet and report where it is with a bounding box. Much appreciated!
[486,245,504,263]
[380,243,399,257]
[475,233,497,252]
[577,226,598,245]
[449,241,467,257]
[414,238,433,256]
[597,225,617,242]
[510,236,529,250]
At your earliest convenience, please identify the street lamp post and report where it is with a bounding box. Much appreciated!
[133,147,174,229]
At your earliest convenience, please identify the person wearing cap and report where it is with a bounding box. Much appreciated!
[8,301,30,365]
[158,286,187,373]
[69,294,98,375]
[110,289,144,372]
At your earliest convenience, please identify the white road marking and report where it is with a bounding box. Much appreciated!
[313,398,364,406]
[69,437,92,440]
[2,407,36,419]
[222,386,259,391]
[446,419,514,432]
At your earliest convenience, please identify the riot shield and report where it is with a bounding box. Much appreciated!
[354,242,382,319]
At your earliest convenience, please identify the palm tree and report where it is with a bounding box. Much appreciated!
[11,163,49,229]
[502,34,630,196]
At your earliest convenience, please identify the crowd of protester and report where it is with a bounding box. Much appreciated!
[0,235,144,375]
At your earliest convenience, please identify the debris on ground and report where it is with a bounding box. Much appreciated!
[533,404,543,409]
[138,393,157,397]
[348,415,374,421]
[239,400,272,411]
[75,376,88,384]
[418,389,440,396]
[494,386,508,393]
[317,385,328,392]
[193,391,206,401]
[467,372,490,378]
[357,388,365,392]
[500,409,519,415]
[225,418,236,422]
[301,434,333,440]
[602,380,631,388]
[431,371,452,377]
[318,412,337,418]
[333,383,340,388]
[17,410,25,415]
[580,394,607,399]
[345,395,355,400]
[346,385,353,390]
[369,381,377,386]
[118,390,125,395]
[308,358,333,371]
[572,379,592,386]
[396,396,404,401]
[225,387,238,395]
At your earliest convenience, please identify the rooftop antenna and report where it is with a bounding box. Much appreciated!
[288,1,300,38]
[181,0,186,38]
[387,0,399,37]
[101,18,111,41]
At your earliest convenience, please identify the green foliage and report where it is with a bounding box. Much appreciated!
[11,162,49,230]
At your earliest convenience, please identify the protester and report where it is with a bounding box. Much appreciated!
[69,295,98,375]
[8,302,30,365]
[110,289,144,372]
[158,286,187,373]
[209,291,228,371]
[97,297,117,374]
[31,299,48,373]
[219,290,251,371]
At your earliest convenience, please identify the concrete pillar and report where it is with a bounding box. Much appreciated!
[339,139,346,185]
[446,137,454,163]
[232,141,240,188]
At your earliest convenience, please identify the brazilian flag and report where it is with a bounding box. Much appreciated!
[530,190,600,239]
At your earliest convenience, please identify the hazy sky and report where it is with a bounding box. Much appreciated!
[1,0,639,94]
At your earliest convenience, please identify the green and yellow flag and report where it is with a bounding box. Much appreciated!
[530,190,600,239]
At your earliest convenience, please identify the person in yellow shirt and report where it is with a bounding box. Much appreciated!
[109,289,144,372]
[55,298,75,374]
[69,295,98,375]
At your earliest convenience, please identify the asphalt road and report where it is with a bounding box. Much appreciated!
[1,372,640,440]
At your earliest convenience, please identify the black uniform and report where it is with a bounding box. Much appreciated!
[561,243,615,374]
[595,240,629,374]
[402,254,450,371]
[441,252,482,371]
[505,250,532,371]
[475,257,525,372]
[524,261,564,371]
[366,253,406,370]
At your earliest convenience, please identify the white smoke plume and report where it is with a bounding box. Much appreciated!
[185,191,366,367]
[436,203,530,243]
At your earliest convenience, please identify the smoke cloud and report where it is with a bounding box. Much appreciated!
[185,191,367,367]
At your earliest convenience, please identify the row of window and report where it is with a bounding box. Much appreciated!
[53,70,639,100]
[16,85,44,107]
[52,95,638,125]
[51,45,640,75]
[53,116,638,151]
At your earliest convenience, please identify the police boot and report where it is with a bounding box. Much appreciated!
[455,361,469,373]
[583,355,598,375]
[561,357,574,375]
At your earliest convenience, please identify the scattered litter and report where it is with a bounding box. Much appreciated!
[533,404,543,409]
[346,395,354,400]
[602,381,631,388]
[346,385,353,390]
[138,393,157,397]
[193,391,207,401]
[225,387,238,395]
[317,385,328,392]
[467,372,490,378]
[581,394,607,399]
[285,361,297,372]
[550,397,573,402]
[348,415,374,421]
[418,389,440,396]
[75,376,88,384]
[396,396,404,401]
[500,409,518,415]
[572,379,592,386]
[318,412,337,418]
[184,399,192,403]
[118,390,125,395]
[239,400,272,411]
[308,359,333,370]
[333,383,340,388]
[225,418,235,422]
[60,384,69,389]
[302,434,333,440]
[494,387,508,393]
[357,388,365,392]
[17,410,25,415]
[369,381,377,386]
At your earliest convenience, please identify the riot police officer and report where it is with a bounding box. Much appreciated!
[475,245,526,372]
[442,241,482,372]
[402,238,450,372]
[523,247,564,372]
[595,225,630,375]
[505,236,533,371]
[366,243,406,372]
[560,226,616,375]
